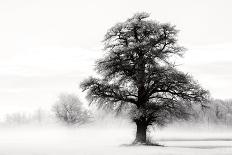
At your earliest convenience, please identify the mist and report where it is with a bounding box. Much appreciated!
[1,117,232,155]
[1,0,232,154]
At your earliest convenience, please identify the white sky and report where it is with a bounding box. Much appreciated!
[0,0,232,117]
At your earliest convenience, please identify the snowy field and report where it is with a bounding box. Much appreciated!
[0,124,232,155]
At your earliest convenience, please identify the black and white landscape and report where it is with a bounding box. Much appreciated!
[0,0,232,155]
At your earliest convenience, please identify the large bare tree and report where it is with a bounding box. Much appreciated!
[81,12,208,144]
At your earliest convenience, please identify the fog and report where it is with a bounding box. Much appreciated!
[1,1,232,154]
[1,119,232,155]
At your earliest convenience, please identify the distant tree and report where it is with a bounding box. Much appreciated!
[32,108,50,124]
[3,109,51,125]
[5,112,30,125]
[184,99,232,126]
[81,12,208,144]
[209,99,231,124]
[52,94,91,125]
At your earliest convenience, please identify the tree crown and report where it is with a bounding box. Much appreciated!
[81,12,208,125]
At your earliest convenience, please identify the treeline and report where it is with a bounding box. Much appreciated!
[1,109,53,126]
[190,99,232,126]
[1,94,232,128]
[0,93,106,127]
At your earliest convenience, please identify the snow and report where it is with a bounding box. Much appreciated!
[0,124,232,155]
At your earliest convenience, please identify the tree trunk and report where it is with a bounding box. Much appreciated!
[134,119,147,144]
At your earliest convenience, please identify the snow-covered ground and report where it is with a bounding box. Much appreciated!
[0,123,232,155]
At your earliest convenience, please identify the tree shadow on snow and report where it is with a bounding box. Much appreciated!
[157,139,232,149]
[168,145,232,149]
[157,138,232,141]
[121,139,232,150]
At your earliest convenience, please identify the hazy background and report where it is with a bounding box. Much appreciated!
[0,0,232,118]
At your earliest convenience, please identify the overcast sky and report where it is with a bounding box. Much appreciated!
[0,0,232,117]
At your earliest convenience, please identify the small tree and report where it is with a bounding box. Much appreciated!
[52,93,90,125]
[81,12,208,144]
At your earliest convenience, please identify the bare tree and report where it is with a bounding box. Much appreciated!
[81,12,208,144]
[52,93,91,125]
[5,112,30,125]
[32,108,51,124]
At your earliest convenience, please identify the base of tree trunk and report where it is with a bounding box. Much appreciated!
[133,119,164,146]
[134,120,147,144]
[131,140,163,146]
